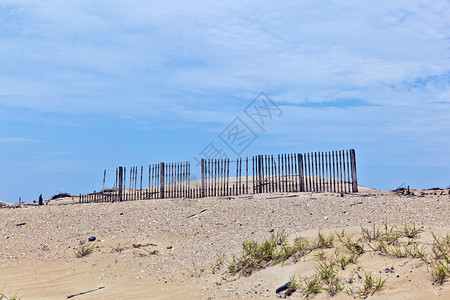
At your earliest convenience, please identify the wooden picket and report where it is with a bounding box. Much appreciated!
[79,149,358,203]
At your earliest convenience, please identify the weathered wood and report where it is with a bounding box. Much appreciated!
[226,159,230,196]
[239,158,242,195]
[286,154,291,192]
[269,156,273,192]
[330,151,336,193]
[208,159,211,197]
[325,152,329,192]
[339,150,344,193]
[265,155,269,193]
[285,154,289,192]
[115,168,118,190]
[149,165,152,199]
[320,152,324,191]
[218,159,221,196]
[314,152,318,192]
[186,209,207,218]
[306,153,311,192]
[278,154,282,192]
[342,151,347,193]
[290,153,295,192]
[246,157,249,195]
[123,167,127,198]
[280,154,284,192]
[302,153,307,192]
[350,149,358,192]
[209,159,213,197]
[290,154,294,192]
[177,162,180,198]
[84,149,357,203]
[329,151,333,192]
[252,156,255,193]
[118,167,123,202]
[201,159,205,197]
[176,163,180,197]
[188,162,191,198]
[309,152,313,192]
[258,155,261,193]
[292,154,297,192]
[347,151,351,193]
[160,162,165,199]
[181,162,184,198]
[297,154,302,192]
[67,286,105,298]
[223,159,226,196]
[152,164,155,199]
[275,154,281,192]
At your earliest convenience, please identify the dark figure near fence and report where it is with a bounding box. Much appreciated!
[38,194,43,205]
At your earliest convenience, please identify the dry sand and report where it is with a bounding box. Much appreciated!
[0,187,449,299]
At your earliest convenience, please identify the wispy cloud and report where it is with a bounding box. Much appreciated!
[0,1,449,202]
[0,137,35,143]
[276,98,376,109]
[0,1,449,116]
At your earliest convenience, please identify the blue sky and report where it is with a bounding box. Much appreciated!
[1,1,449,202]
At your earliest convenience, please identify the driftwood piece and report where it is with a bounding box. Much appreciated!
[67,286,105,298]
[186,209,207,218]
[265,195,297,200]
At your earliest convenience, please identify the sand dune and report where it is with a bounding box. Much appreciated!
[0,188,449,299]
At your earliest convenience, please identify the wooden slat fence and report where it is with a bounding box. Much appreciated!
[79,149,357,203]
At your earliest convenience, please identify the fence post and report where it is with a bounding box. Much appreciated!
[258,155,263,193]
[160,162,165,198]
[350,149,358,192]
[297,154,303,192]
[201,159,205,197]
[118,167,123,202]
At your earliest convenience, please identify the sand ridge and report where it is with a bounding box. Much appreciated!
[0,188,449,299]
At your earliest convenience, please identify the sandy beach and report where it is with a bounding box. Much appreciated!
[1,187,449,299]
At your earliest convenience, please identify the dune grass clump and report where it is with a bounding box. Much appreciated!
[427,261,449,284]
[286,276,300,296]
[74,242,96,258]
[357,273,387,298]
[0,293,21,300]
[206,223,449,298]
[226,230,292,275]
[424,233,450,284]
[301,276,324,299]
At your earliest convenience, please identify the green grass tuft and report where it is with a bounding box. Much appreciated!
[74,242,96,258]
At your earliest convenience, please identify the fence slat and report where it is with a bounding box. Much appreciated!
[84,149,357,203]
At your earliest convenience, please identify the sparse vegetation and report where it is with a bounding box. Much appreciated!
[286,276,300,296]
[425,233,450,284]
[0,292,21,300]
[191,260,206,277]
[74,242,96,258]
[336,232,364,255]
[427,261,449,284]
[401,223,424,239]
[51,192,73,200]
[205,223,449,298]
[334,250,359,270]
[301,275,324,299]
[357,273,387,298]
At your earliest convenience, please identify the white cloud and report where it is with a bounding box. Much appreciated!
[0,137,35,142]
[0,0,448,131]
